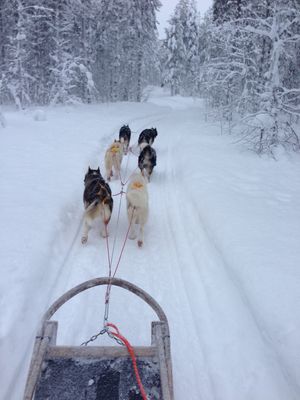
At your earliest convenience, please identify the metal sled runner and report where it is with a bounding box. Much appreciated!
[23,277,174,400]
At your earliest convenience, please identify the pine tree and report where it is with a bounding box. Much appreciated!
[4,0,34,109]
[49,0,97,105]
[94,0,161,102]
[164,0,200,96]
[213,0,244,23]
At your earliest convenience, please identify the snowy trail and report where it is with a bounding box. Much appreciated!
[1,90,300,400]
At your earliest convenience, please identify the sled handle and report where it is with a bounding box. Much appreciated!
[41,277,168,327]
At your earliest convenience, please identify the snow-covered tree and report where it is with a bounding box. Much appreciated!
[239,1,300,154]
[94,0,161,102]
[0,0,161,106]
[3,0,34,109]
[49,0,98,105]
[213,0,244,23]
[164,0,200,96]
[199,0,300,154]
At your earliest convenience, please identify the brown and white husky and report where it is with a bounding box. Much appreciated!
[104,140,124,181]
[81,167,113,244]
[126,172,149,247]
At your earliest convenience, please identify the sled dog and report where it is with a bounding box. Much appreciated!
[126,172,149,247]
[138,128,158,148]
[104,140,124,181]
[119,125,131,155]
[138,143,157,182]
[81,167,113,244]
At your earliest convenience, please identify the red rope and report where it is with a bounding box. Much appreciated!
[103,206,135,323]
[104,223,112,278]
[106,323,148,400]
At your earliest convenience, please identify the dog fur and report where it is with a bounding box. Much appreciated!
[105,140,124,181]
[126,172,149,247]
[138,128,158,148]
[119,125,131,155]
[81,167,113,244]
[138,143,157,182]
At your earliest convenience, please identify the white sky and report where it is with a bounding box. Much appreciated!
[157,0,213,38]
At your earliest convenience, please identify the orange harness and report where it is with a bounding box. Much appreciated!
[132,181,144,190]
[110,145,120,154]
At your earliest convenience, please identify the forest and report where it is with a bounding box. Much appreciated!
[0,0,299,154]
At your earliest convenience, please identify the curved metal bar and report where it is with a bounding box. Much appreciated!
[41,277,168,327]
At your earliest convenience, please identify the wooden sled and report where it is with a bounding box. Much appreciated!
[23,277,174,400]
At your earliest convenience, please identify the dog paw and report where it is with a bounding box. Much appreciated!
[137,240,143,247]
[81,236,88,244]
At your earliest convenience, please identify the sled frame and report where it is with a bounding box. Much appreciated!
[23,277,174,400]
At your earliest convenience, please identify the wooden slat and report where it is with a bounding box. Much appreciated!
[46,345,158,359]
[152,322,174,400]
[23,322,56,400]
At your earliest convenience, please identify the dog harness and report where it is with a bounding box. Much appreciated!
[132,181,144,190]
[110,145,120,153]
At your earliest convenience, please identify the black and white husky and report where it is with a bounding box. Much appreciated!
[138,143,157,182]
[81,167,113,244]
[119,125,131,155]
[126,172,149,247]
[138,128,158,149]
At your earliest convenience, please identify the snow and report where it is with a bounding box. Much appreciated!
[33,109,47,121]
[0,108,6,127]
[0,88,300,400]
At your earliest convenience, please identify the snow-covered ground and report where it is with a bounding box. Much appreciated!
[1,88,300,400]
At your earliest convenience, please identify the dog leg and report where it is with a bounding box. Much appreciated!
[129,225,137,240]
[81,219,91,244]
[106,169,112,181]
[127,206,137,239]
[137,224,144,247]
[101,222,108,238]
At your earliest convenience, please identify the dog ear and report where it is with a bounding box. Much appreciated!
[88,166,91,172]
[97,167,100,172]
